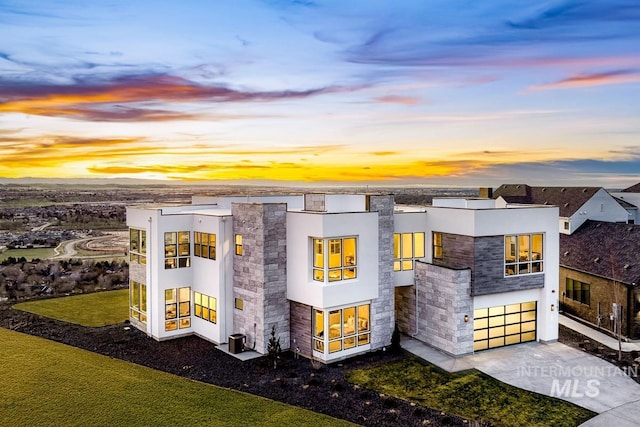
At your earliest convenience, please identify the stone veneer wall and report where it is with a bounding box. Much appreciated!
[413,262,473,356]
[394,285,416,336]
[434,233,544,296]
[231,203,289,354]
[303,194,325,212]
[129,262,146,284]
[368,195,395,349]
[290,301,312,357]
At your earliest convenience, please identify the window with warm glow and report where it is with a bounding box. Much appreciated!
[504,233,544,276]
[194,232,216,260]
[165,286,191,331]
[313,304,370,355]
[194,291,217,323]
[129,228,146,264]
[164,231,190,269]
[129,280,147,324]
[235,234,243,256]
[312,237,357,282]
[234,298,244,310]
[393,232,425,271]
[432,232,443,260]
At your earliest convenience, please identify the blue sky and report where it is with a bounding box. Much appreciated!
[0,0,639,187]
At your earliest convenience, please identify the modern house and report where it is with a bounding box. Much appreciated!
[126,193,559,362]
[559,220,640,339]
[493,184,633,234]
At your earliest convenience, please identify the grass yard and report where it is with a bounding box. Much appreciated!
[0,328,353,427]
[347,357,596,427]
[0,247,55,262]
[13,289,129,327]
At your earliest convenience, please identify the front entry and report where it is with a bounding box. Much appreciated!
[473,301,537,351]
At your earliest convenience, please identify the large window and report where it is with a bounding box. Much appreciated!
[312,237,357,282]
[313,304,370,354]
[566,278,590,306]
[504,233,543,276]
[165,287,191,331]
[194,232,216,260]
[129,280,147,324]
[393,232,425,271]
[129,228,146,264]
[165,231,190,269]
[194,292,217,323]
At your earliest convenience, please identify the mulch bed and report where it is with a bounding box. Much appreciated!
[0,303,469,427]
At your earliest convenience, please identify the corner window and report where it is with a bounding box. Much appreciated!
[129,228,146,264]
[393,232,425,271]
[164,231,190,269]
[165,287,191,331]
[235,234,243,256]
[129,280,147,324]
[312,237,357,282]
[505,233,543,276]
[194,292,217,323]
[566,278,590,306]
[194,232,216,260]
[313,304,370,355]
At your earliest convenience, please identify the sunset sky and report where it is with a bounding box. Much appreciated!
[1,0,639,187]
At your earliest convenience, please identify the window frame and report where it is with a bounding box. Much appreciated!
[164,231,191,269]
[194,291,217,323]
[129,228,147,265]
[164,286,191,331]
[194,232,216,260]
[312,304,370,356]
[565,278,590,306]
[235,234,243,256]
[393,232,426,271]
[129,280,147,324]
[312,236,358,283]
[504,233,544,276]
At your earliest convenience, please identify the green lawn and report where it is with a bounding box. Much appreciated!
[0,248,55,262]
[347,357,595,427]
[13,289,129,327]
[0,328,353,427]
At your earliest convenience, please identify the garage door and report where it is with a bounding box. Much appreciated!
[473,301,536,351]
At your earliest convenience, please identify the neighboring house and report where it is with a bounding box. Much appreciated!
[493,184,632,234]
[610,182,640,225]
[559,221,640,339]
[126,193,559,362]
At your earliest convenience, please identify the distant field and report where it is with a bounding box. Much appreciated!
[13,289,129,327]
[0,248,55,262]
[0,328,352,427]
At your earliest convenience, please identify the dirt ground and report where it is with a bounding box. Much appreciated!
[0,303,468,427]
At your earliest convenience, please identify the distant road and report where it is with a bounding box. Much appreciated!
[31,222,53,232]
[49,235,127,260]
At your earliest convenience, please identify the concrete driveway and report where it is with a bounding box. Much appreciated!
[402,338,640,426]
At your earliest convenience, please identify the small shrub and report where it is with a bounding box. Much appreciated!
[266,325,282,369]
[391,323,401,353]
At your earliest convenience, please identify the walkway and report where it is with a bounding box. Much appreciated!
[559,314,640,352]
[401,336,640,427]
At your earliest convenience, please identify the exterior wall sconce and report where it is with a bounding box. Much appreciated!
[464,315,469,323]
[551,304,555,311]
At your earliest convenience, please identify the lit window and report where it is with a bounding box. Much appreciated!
[234,298,244,310]
[504,233,544,276]
[313,304,370,356]
[164,232,190,269]
[393,232,426,271]
[194,232,216,260]
[312,237,357,282]
[565,278,590,306]
[129,280,147,324]
[129,228,146,265]
[432,232,442,260]
[235,234,243,256]
[165,287,191,331]
[194,291,217,323]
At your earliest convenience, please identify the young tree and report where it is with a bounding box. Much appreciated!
[266,325,282,370]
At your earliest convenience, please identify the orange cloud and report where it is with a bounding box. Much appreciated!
[529,70,640,90]
[375,95,421,105]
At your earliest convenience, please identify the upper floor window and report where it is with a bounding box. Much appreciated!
[164,231,190,269]
[194,232,216,260]
[566,278,590,306]
[129,228,146,264]
[393,232,425,271]
[313,237,357,282]
[432,232,443,260]
[235,234,243,256]
[504,233,543,276]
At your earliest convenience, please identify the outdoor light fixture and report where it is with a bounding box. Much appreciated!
[464,315,469,323]
[551,304,555,311]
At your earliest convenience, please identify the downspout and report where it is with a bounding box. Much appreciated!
[147,216,152,337]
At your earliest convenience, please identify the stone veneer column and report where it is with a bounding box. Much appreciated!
[414,262,473,356]
[368,195,395,350]
[231,203,289,354]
